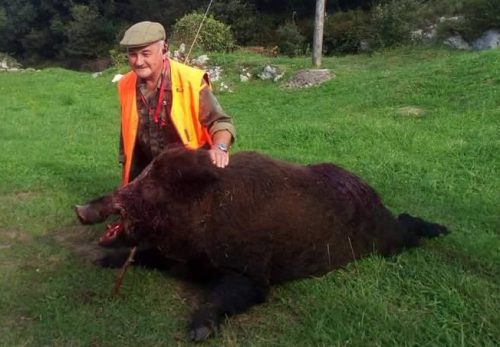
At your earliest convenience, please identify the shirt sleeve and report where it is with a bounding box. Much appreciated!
[199,79,236,143]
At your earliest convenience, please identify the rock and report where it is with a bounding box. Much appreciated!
[284,69,333,89]
[411,25,437,42]
[111,74,124,83]
[397,106,425,117]
[258,65,276,80]
[218,82,233,93]
[92,72,103,78]
[171,43,187,63]
[472,30,500,51]
[239,68,252,82]
[359,40,371,52]
[439,16,460,23]
[191,55,209,68]
[206,66,222,82]
[0,53,22,71]
[444,35,471,50]
[258,65,284,82]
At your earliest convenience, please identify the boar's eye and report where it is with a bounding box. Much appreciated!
[140,181,165,203]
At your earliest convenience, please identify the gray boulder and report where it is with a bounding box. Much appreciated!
[444,35,471,50]
[472,30,500,50]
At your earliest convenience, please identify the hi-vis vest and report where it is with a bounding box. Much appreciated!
[118,59,212,185]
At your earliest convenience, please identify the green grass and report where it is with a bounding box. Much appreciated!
[0,47,499,346]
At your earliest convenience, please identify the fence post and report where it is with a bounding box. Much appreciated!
[312,0,326,67]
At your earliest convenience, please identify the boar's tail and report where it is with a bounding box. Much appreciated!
[398,213,449,239]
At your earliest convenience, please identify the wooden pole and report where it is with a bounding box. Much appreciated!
[312,0,326,68]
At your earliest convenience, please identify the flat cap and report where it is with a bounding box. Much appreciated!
[120,21,166,48]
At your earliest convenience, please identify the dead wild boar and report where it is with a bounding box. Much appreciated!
[75,147,448,341]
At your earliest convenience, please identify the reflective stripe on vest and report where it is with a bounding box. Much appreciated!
[118,59,212,185]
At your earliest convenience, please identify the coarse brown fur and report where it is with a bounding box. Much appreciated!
[75,147,448,341]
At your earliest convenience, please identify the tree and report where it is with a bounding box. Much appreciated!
[65,4,116,59]
[210,0,259,45]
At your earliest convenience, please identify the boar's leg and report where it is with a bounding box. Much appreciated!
[75,195,115,225]
[95,245,177,270]
[188,272,269,341]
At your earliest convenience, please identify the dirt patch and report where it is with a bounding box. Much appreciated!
[397,106,426,117]
[0,192,40,209]
[0,228,32,252]
[54,224,206,305]
[0,228,32,242]
[0,191,39,202]
[283,69,334,89]
[53,225,105,264]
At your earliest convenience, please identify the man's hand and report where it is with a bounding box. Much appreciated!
[209,144,230,168]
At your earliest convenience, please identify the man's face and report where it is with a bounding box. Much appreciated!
[127,41,164,81]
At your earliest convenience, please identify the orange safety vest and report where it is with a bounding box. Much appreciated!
[118,59,212,185]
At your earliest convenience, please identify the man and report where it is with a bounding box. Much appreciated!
[118,21,236,185]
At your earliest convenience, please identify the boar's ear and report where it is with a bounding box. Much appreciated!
[171,164,220,196]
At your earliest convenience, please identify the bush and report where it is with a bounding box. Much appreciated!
[276,21,305,57]
[435,0,499,42]
[323,10,371,55]
[210,0,260,45]
[460,0,499,40]
[109,48,127,68]
[170,12,235,53]
[65,4,115,59]
[369,0,425,48]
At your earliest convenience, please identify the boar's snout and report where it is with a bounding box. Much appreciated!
[75,204,104,225]
[75,195,119,225]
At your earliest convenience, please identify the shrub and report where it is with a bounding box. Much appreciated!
[323,10,371,55]
[64,4,115,59]
[369,0,425,48]
[276,21,305,57]
[460,0,500,40]
[435,0,500,42]
[210,0,260,45]
[109,48,127,67]
[170,12,235,53]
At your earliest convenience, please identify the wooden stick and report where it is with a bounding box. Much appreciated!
[112,246,137,296]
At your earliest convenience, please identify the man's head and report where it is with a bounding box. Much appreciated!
[120,21,167,82]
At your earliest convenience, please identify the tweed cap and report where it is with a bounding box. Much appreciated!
[120,21,166,48]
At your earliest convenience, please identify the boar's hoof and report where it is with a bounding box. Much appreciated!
[188,309,218,342]
[189,327,213,342]
[188,326,214,342]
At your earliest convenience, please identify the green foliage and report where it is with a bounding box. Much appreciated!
[108,48,127,68]
[0,0,499,68]
[369,0,425,48]
[437,0,500,41]
[0,7,5,30]
[210,0,260,45]
[323,10,371,54]
[415,0,467,16]
[65,4,115,59]
[460,0,500,39]
[0,0,37,55]
[171,12,235,53]
[276,21,305,57]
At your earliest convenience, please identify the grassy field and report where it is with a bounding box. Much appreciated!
[0,47,498,346]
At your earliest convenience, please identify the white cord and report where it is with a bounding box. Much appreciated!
[185,0,215,62]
